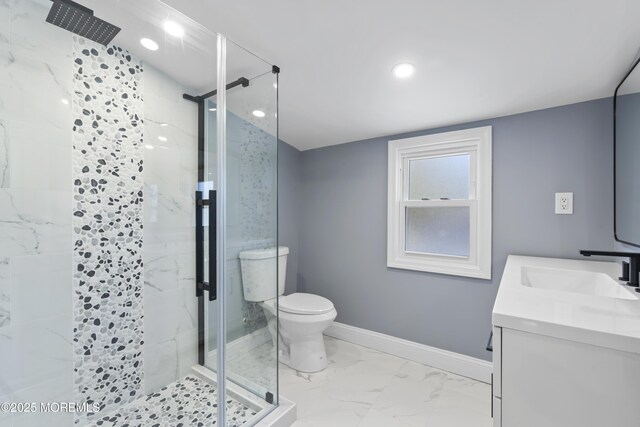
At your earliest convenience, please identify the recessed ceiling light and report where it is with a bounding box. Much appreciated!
[145,144,154,150]
[392,63,416,79]
[163,20,184,38]
[160,123,168,127]
[140,38,159,51]
[252,110,265,118]
[61,98,69,105]
[209,107,217,112]
[158,136,168,142]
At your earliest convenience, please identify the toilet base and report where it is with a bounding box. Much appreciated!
[259,302,336,373]
[281,332,329,373]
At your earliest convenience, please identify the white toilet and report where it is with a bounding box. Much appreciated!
[239,246,337,373]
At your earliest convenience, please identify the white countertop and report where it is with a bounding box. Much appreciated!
[493,255,640,355]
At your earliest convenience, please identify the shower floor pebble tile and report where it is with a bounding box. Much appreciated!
[281,337,492,427]
[89,375,257,427]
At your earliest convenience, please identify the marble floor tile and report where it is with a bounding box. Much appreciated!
[371,360,491,427]
[358,408,413,427]
[282,337,492,427]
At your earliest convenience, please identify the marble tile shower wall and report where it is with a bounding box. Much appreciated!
[0,0,199,425]
[0,0,74,426]
[142,65,199,395]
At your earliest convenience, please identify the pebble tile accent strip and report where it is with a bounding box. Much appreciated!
[71,35,145,424]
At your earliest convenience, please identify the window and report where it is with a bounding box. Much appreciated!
[387,126,492,279]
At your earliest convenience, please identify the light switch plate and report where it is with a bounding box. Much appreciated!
[555,192,573,214]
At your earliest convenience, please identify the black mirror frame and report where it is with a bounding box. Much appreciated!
[614,55,640,248]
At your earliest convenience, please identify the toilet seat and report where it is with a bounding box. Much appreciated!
[278,293,334,315]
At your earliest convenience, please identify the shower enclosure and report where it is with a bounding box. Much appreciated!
[0,0,280,425]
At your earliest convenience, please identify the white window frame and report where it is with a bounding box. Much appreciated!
[387,126,492,279]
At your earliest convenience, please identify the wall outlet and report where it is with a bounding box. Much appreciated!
[555,192,573,214]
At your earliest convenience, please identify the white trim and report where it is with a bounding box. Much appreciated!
[387,126,492,279]
[324,322,492,384]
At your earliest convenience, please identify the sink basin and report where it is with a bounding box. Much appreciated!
[494,255,640,357]
[521,266,638,300]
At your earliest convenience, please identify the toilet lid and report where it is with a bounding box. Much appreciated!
[278,293,334,315]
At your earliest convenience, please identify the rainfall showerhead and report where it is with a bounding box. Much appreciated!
[46,0,121,46]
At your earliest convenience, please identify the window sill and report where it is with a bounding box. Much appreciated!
[387,257,491,280]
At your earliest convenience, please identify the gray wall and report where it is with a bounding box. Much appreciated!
[297,98,614,361]
[278,140,302,294]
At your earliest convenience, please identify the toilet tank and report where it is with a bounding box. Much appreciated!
[239,246,288,302]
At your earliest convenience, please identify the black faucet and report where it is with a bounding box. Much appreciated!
[579,250,640,290]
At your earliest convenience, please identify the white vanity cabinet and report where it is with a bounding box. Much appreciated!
[491,326,502,427]
[492,326,640,427]
[492,255,640,427]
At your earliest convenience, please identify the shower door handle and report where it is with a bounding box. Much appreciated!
[208,190,217,301]
[195,190,217,301]
[195,191,204,297]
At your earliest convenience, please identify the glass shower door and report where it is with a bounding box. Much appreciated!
[199,92,219,379]
[225,38,279,425]
[199,36,280,425]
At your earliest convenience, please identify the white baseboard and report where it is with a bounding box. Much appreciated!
[324,322,492,383]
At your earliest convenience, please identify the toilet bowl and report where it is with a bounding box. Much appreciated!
[261,293,337,372]
[239,246,337,373]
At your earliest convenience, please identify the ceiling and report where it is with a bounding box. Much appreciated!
[146,0,640,150]
[86,0,278,135]
[620,61,640,94]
